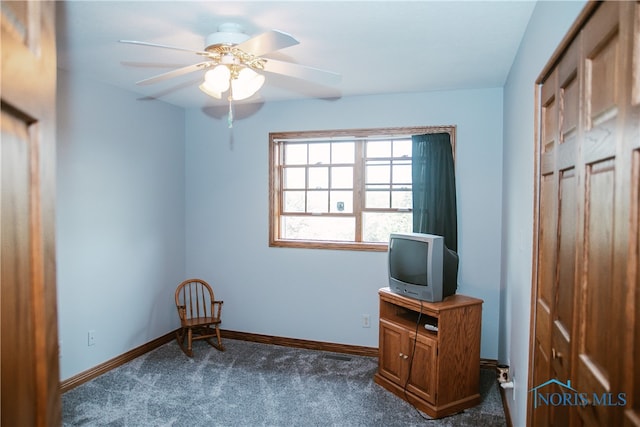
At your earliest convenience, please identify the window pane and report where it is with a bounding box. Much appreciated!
[332,142,355,163]
[393,139,412,157]
[283,167,306,189]
[331,166,353,188]
[308,167,329,189]
[391,190,412,209]
[283,190,305,212]
[366,164,390,184]
[285,144,307,165]
[366,140,391,158]
[366,190,390,209]
[393,139,413,158]
[307,190,328,213]
[392,163,412,184]
[330,191,353,213]
[362,212,413,242]
[309,143,330,164]
[281,216,355,241]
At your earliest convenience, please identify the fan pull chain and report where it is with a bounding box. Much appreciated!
[227,90,234,128]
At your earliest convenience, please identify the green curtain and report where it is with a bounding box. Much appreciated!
[411,133,458,251]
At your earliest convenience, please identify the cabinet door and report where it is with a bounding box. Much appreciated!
[406,333,438,404]
[378,319,406,384]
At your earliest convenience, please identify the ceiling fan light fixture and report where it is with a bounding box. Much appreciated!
[198,82,222,99]
[230,67,265,100]
[204,65,231,90]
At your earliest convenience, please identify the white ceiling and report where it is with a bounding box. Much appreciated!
[56,1,537,109]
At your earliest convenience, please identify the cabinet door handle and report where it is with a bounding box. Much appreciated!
[403,354,409,359]
[399,353,404,358]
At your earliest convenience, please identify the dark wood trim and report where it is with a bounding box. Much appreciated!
[59,331,176,393]
[58,329,380,393]
[221,329,379,357]
[527,81,543,427]
[60,328,499,401]
[225,329,499,368]
[479,359,498,370]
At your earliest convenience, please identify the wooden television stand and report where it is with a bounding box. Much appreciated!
[374,287,483,419]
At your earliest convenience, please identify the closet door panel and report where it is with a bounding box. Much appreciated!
[583,1,619,165]
[584,1,620,129]
[552,37,580,388]
[625,149,640,427]
[552,168,577,382]
[532,73,559,427]
[577,158,616,426]
[541,71,558,175]
[535,174,556,364]
[576,4,625,426]
[624,6,639,423]
[537,72,559,339]
[1,110,37,427]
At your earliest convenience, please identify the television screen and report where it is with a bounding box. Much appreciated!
[389,238,429,286]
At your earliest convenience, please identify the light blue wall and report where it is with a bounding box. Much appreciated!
[185,88,504,359]
[56,69,186,380]
[501,1,586,425]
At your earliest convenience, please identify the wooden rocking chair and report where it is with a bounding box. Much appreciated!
[175,278,224,356]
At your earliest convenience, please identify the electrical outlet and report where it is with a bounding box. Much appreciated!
[88,330,96,346]
[362,314,371,328]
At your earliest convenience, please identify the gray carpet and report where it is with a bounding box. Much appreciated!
[62,339,506,426]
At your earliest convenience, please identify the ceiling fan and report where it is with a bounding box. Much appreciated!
[120,23,341,106]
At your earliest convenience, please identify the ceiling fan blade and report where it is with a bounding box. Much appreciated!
[135,62,212,86]
[119,40,210,56]
[235,30,299,56]
[262,58,341,85]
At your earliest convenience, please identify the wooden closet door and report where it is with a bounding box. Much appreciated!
[553,35,581,427]
[531,35,581,427]
[531,2,639,426]
[622,4,640,427]
[626,149,640,427]
[575,2,628,425]
[1,2,61,426]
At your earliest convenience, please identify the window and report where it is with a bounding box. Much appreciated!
[269,126,455,251]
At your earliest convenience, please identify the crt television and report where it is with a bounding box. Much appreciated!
[388,232,459,303]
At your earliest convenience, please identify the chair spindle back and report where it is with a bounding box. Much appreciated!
[176,279,214,320]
